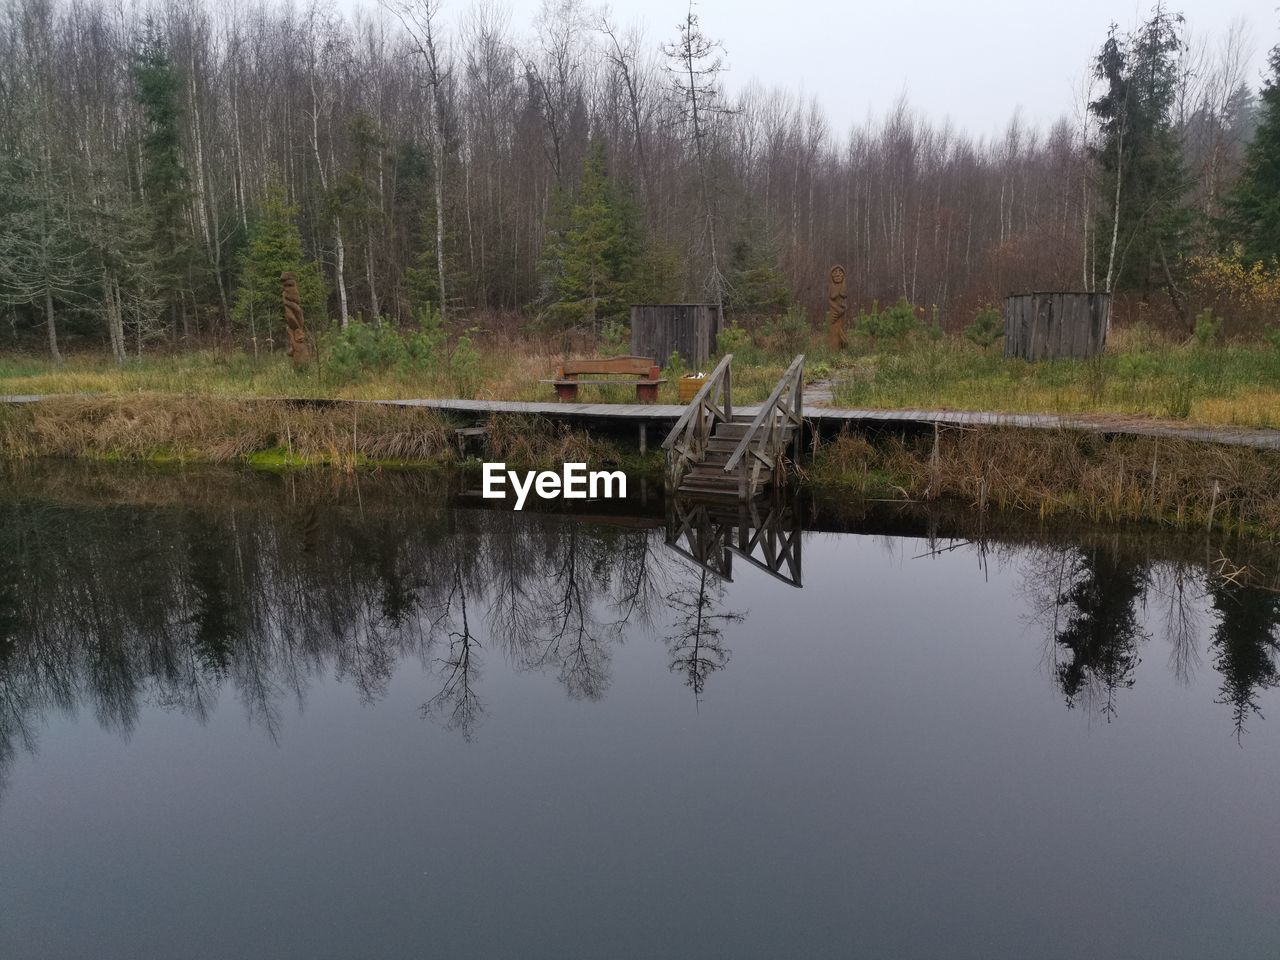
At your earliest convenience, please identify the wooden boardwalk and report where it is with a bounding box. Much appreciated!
[5,393,1280,451]
[378,396,1280,451]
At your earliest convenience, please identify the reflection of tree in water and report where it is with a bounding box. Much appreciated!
[1027,546,1149,719]
[481,515,675,705]
[0,485,708,781]
[423,565,483,740]
[1149,562,1202,686]
[535,525,615,701]
[1207,576,1280,743]
[613,529,668,630]
[0,544,25,800]
[13,465,1280,812]
[664,566,742,699]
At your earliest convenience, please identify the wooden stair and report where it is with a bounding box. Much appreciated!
[676,416,798,497]
[663,353,805,501]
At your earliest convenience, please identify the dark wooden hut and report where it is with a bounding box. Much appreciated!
[1004,292,1110,361]
[630,304,721,369]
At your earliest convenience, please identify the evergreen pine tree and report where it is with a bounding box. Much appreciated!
[135,21,193,331]
[1089,6,1190,300]
[545,140,646,327]
[727,214,792,315]
[1224,44,1280,265]
[231,191,327,344]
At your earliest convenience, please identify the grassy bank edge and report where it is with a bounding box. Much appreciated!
[4,395,1279,537]
[805,426,1280,539]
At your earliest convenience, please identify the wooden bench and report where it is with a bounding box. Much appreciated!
[541,356,668,404]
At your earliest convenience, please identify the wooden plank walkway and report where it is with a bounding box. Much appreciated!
[5,394,1280,451]
[378,397,1280,451]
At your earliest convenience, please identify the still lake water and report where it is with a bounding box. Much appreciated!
[1,465,1279,959]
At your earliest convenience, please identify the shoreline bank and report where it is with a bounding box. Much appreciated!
[3,394,1278,537]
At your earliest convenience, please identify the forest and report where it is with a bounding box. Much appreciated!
[0,0,1277,363]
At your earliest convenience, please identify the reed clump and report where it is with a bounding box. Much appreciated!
[482,414,622,469]
[810,426,1280,534]
[0,395,456,466]
[0,396,631,472]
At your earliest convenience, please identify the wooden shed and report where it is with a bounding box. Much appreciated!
[1004,292,1110,361]
[630,304,721,369]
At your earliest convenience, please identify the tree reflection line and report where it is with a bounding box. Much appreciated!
[0,489,1279,814]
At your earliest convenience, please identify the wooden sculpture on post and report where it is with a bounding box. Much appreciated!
[280,271,312,368]
[827,264,848,350]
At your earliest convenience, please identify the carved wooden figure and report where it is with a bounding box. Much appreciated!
[827,264,848,350]
[280,271,312,368]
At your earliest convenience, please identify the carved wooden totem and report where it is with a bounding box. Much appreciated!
[280,271,312,368]
[827,264,848,350]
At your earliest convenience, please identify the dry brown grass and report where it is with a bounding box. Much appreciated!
[482,413,622,469]
[810,426,1280,534]
[0,395,456,466]
[0,394,637,472]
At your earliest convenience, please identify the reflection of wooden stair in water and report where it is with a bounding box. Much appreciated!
[663,354,805,501]
[676,416,796,498]
[663,497,803,587]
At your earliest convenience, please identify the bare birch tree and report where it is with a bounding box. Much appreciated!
[382,0,450,321]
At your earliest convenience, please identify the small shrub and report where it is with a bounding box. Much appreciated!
[860,298,919,343]
[1185,249,1280,335]
[963,306,1003,349]
[716,324,752,360]
[402,304,446,371]
[808,360,831,380]
[1194,308,1223,346]
[326,319,427,382]
[663,350,688,381]
[599,319,629,356]
[760,305,810,355]
[1116,353,1160,379]
[1264,323,1280,350]
[925,305,944,341]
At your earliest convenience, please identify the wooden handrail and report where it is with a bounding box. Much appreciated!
[661,353,733,450]
[723,354,804,472]
[661,353,734,494]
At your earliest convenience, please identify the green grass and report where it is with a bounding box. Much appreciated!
[5,324,1280,427]
[0,343,792,407]
[825,327,1280,427]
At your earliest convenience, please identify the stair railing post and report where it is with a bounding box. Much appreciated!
[792,358,804,463]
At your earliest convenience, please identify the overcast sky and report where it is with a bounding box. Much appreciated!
[442,0,1275,140]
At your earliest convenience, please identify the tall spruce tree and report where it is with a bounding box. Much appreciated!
[135,21,193,337]
[340,112,387,321]
[1224,44,1280,265]
[1090,5,1190,305]
[544,140,644,328]
[727,214,791,315]
[231,192,326,347]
